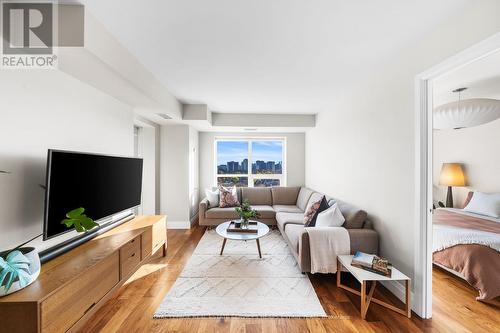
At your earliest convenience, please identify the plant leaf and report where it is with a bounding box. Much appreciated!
[61,211,98,233]
[0,250,32,292]
[67,207,85,219]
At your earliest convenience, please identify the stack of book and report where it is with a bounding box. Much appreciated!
[351,251,392,277]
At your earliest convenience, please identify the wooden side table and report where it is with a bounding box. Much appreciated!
[337,255,411,320]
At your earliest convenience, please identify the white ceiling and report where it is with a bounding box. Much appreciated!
[434,49,500,106]
[80,0,471,113]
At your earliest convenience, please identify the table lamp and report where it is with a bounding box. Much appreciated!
[439,163,466,208]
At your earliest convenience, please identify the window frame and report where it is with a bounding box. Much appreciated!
[214,137,287,188]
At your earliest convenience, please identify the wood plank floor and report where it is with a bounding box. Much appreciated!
[79,224,500,333]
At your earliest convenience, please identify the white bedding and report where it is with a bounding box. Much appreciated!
[433,224,500,253]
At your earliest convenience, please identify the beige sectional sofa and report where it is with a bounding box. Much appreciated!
[199,186,378,272]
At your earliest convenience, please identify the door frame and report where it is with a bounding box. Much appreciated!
[413,31,500,319]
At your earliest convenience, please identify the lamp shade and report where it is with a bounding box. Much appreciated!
[439,163,466,186]
[434,98,500,129]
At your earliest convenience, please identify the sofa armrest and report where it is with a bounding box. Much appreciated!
[347,229,378,255]
[199,198,209,225]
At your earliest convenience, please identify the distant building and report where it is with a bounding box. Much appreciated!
[266,161,275,172]
[227,161,239,173]
[241,158,248,173]
[218,164,228,173]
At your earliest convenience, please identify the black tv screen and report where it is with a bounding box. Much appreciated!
[43,150,143,240]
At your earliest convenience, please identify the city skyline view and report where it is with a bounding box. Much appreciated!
[217,140,283,175]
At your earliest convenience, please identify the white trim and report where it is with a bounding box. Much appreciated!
[167,220,191,229]
[414,31,500,319]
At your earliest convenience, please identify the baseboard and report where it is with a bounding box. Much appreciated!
[166,220,191,229]
[379,280,416,313]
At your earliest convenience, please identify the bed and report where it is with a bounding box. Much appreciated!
[433,207,500,300]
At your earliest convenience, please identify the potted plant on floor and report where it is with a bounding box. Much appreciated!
[235,199,260,228]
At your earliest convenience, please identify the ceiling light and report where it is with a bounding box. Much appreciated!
[433,88,500,129]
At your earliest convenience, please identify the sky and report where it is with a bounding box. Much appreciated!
[217,140,283,165]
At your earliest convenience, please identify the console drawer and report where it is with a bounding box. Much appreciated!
[120,235,141,278]
[41,252,119,333]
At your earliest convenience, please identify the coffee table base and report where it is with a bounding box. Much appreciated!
[219,238,262,258]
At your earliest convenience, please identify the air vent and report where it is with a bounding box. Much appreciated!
[244,128,258,131]
[156,113,172,120]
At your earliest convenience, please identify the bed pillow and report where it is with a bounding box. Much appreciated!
[462,191,474,208]
[463,192,500,218]
[219,186,240,208]
[205,188,220,208]
[315,202,345,227]
[304,196,329,227]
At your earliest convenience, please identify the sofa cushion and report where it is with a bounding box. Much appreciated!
[296,187,314,211]
[251,205,276,219]
[271,187,300,205]
[276,212,304,233]
[284,224,305,253]
[205,207,240,219]
[273,205,303,213]
[241,187,272,205]
[305,192,324,212]
[219,186,240,208]
[332,198,367,229]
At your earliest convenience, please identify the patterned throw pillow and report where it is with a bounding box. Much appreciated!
[303,196,329,227]
[219,186,240,208]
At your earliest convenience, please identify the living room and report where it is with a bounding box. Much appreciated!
[1,1,499,333]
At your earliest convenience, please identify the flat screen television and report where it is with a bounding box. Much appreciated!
[43,149,143,240]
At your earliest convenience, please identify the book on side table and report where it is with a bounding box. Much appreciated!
[351,251,392,277]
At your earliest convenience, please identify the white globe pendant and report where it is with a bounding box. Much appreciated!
[433,98,500,130]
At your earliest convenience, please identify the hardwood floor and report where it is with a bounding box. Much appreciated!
[79,224,500,333]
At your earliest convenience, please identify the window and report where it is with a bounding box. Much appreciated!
[216,138,285,187]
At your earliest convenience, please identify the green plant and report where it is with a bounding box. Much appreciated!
[235,199,260,222]
[61,207,99,233]
[0,250,31,292]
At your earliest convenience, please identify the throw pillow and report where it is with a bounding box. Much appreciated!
[219,186,240,208]
[463,191,500,218]
[304,196,329,227]
[205,188,220,208]
[315,202,345,227]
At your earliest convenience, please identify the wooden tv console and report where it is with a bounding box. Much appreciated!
[0,215,167,333]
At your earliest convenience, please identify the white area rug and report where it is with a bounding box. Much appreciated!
[154,229,326,318]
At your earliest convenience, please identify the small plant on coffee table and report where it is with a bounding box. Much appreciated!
[235,199,260,228]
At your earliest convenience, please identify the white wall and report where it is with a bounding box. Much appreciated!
[433,118,500,207]
[198,132,305,199]
[189,127,200,222]
[0,70,134,251]
[134,123,159,215]
[305,1,500,289]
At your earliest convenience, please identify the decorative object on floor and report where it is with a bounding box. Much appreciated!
[217,220,269,258]
[439,163,466,208]
[235,199,260,228]
[434,87,500,129]
[154,229,326,318]
[337,255,411,320]
[0,247,40,296]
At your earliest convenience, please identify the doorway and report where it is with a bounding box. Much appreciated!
[414,32,500,319]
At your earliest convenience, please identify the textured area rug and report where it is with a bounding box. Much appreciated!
[154,229,326,318]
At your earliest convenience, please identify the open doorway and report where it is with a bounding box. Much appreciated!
[415,32,500,323]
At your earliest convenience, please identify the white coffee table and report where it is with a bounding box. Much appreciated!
[337,255,411,319]
[215,221,270,258]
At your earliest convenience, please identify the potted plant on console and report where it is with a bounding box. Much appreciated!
[235,199,260,228]
[0,207,98,296]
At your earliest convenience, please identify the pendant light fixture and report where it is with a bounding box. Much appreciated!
[433,87,500,130]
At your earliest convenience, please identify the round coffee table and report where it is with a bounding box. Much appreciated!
[215,221,270,258]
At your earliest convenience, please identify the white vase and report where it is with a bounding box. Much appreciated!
[0,247,41,296]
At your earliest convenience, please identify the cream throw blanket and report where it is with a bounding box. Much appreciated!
[305,227,350,273]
